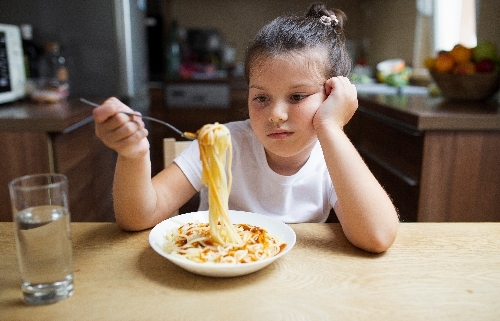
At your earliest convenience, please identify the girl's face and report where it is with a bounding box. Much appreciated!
[248,52,327,173]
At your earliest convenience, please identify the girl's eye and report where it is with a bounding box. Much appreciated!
[290,94,308,103]
[253,95,269,103]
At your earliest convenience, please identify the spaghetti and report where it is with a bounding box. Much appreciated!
[197,123,241,245]
[164,222,285,263]
[164,123,286,264]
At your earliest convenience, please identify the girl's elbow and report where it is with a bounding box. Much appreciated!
[366,233,396,253]
[115,219,143,232]
[364,221,399,253]
[114,207,149,232]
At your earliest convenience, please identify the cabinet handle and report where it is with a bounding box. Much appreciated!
[357,146,419,187]
[358,106,422,137]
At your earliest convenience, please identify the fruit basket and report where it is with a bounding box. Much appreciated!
[430,71,500,101]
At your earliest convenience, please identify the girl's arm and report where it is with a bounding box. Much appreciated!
[112,154,197,231]
[93,97,196,231]
[313,78,399,253]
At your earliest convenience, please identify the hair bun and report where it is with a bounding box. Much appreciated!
[306,2,346,29]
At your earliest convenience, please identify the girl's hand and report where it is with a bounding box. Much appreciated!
[93,97,150,159]
[313,76,358,132]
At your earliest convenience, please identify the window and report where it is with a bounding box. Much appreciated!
[413,0,478,69]
[434,0,477,51]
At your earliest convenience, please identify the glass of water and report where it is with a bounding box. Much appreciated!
[9,173,74,305]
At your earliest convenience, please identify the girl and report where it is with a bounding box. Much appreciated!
[93,3,399,253]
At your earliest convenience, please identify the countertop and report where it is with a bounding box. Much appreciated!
[0,98,96,132]
[2,91,500,133]
[356,86,500,131]
[1,222,499,320]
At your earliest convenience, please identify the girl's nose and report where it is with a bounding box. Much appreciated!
[268,101,288,123]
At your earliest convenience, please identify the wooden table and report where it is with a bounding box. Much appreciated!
[1,222,499,320]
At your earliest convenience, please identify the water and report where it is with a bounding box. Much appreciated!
[14,205,74,305]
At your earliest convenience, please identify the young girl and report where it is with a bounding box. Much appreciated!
[93,3,399,253]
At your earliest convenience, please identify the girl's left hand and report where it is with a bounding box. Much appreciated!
[313,76,358,132]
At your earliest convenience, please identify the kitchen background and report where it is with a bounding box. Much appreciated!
[156,0,500,73]
[0,0,499,222]
[1,0,499,93]
[0,0,150,113]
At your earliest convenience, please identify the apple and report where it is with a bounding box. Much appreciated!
[475,58,496,73]
[454,61,476,74]
[473,41,498,62]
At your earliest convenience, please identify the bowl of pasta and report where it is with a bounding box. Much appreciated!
[149,210,296,277]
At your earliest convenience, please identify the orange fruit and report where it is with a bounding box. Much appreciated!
[434,53,455,72]
[453,61,476,74]
[424,56,435,70]
[449,44,473,64]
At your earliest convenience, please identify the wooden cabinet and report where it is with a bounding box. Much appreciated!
[51,120,116,222]
[348,96,500,222]
[0,100,116,222]
[418,131,500,222]
[345,107,423,222]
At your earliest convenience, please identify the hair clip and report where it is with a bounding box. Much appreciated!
[320,14,338,27]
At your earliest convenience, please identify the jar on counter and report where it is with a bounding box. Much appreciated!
[30,42,69,103]
[39,42,69,89]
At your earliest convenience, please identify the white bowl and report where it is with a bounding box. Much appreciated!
[149,210,296,277]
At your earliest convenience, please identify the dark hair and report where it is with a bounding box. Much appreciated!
[244,2,351,83]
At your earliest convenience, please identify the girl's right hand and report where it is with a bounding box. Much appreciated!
[313,76,358,132]
[93,97,150,159]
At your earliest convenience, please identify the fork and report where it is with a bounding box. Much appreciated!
[80,98,196,140]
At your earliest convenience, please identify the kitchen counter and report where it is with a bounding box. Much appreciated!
[357,91,500,131]
[0,98,116,222]
[0,98,96,132]
[348,91,500,222]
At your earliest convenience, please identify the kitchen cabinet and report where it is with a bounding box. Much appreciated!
[0,99,116,222]
[345,105,423,222]
[348,94,500,222]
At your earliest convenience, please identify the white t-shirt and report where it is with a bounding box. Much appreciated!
[174,119,337,223]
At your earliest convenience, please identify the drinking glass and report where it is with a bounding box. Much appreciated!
[9,173,74,305]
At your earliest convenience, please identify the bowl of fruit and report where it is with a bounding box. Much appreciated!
[427,42,500,101]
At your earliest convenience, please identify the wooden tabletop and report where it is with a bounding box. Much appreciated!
[1,222,499,320]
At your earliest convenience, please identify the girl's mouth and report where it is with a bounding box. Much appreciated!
[267,131,293,139]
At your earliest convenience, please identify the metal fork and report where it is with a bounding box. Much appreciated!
[80,98,196,140]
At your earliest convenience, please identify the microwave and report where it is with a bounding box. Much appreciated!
[0,23,26,104]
